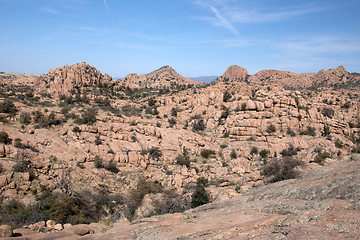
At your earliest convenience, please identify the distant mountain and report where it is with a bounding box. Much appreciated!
[189,76,218,83]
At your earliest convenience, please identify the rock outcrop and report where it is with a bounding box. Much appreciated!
[121,65,200,89]
[213,65,249,84]
[34,62,113,96]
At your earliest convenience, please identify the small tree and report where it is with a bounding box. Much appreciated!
[191,177,210,208]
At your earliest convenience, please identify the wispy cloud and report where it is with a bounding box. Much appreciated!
[41,6,62,15]
[208,6,239,35]
[193,0,326,33]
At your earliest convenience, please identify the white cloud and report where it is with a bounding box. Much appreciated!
[41,6,61,15]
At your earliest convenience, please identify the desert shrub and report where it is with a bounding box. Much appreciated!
[148,98,157,106]
[168,118,177,127]
[321,107,334,118]
[0,163,3,173]
[334,139,343,148]
[94,136,102,145]
[341,101,351,109]
[280,145,300,157]
[152,191,191,215]
[230,149,237,159]
[223,91,232,102]
[104,161,119,173]
[19,112,31,125]
[200,149,215,159]
[322,124,330,136]
[352,144,360,153]
[72,126,81,133]
[0,99,18,115]
[127,178,163,217]
[0,131,12,144]
[176,154,191,167]
[266,124,276,133]
[241,103,247,111]
[301,126,316,136]
[148,147,163,160]
[259,149,269,159]
[191,177,210,208]
[250,146,258,155]
[313,152,330,165]
[262,157,304,183]
[176,147,190,167]
[286,127,296,136]
[12,151,31,172]
[171,107,179,117]
[94,155,103,168]
[77,108,97,125]
[192,119,205,132]
[13,138,25,149]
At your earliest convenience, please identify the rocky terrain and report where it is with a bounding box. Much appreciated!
[0,63,359,239]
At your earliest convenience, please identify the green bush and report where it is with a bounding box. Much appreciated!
[286,127,296,136]
[168,118,177,127]
[301,126,316,136]
[192,119,205,132]
[200,149,215,159]
[191,177,210,208]
[266,124,276,133]
[13,138,25,149]
[259,149,269,159]
[250,146,258,155]
[313,152,330,165]
[127,178,163,217]
[148,147,163,160]
[322,107,334,118]
[77,108,97,125]
[262,157,304,183]
[104,161,119,173]
[94,155,103,168]
[280,145,300,157]
[19,112,32,125]
[230,149,237,159]
[72,126,81,133]
[0,99,18,115]
[223,91,232,102]
[0,131,12,144]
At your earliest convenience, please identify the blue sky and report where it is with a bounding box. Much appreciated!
[1,0,360,77]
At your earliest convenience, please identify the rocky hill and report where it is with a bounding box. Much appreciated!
[0,62,359,238]
[121,65,200,89]
[34,62,113,96]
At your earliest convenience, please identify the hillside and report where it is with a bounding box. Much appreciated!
[120,65,200,89]
[0,63,359,238]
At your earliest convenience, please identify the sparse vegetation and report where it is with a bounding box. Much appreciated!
[200,149,216,159]
[301,126,316,136]
[313,151,331,165]
[262,157,304,183]
[266,124,276,133]
[321,107,335,118]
